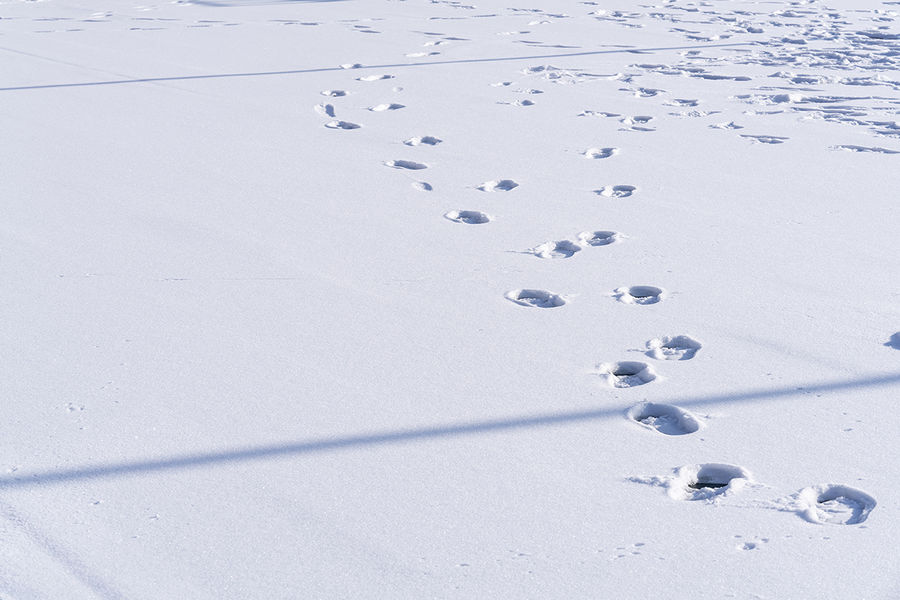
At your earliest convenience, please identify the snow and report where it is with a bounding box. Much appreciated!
[1,0,899,597]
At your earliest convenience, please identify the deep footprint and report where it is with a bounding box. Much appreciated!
[529,240,581,259]
[404,136,442,146]
[584,147,618,159]
[628,402,702,435]
[797,484,877,525]
[671,464,753,501]
[444,210,491,224]
[578,230,620,246]
[384,160,427,170]
[615,286,665,305]
[596,185,636,198]
[646,335,701,360]
[505,289,565,308]
[325,120,361,130]
[477,179,518,192]
[597,361,656,388]
[369,103,405,112]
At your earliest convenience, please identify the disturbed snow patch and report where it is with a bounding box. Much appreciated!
[505,289,566,308]
[632,464,753,502]
[793,484,877,525]
[614,286,666,305]
[646,335,701,360]
[627,402,702,435]
[597,361,656,388]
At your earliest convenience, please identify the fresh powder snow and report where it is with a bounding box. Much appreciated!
[1,0,899,598]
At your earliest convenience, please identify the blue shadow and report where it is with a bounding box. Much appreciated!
[1,372,897,489]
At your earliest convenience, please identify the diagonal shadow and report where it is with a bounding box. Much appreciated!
[1,373,897,490]
[0,42,754,92]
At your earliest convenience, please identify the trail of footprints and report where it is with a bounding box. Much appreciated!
[311,19,878,528]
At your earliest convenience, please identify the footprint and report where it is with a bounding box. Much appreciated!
[406,51,440,58]
[831,145,900,154]
[583,147,618,159]
[505,289,565,308]
[579,110,620,118]
[597,361,657,388]
[886,332,900,350]
[666,98,698,107]
[646,335,701,360]
[357,74,394,81]
[621,115,654,126]
[633,87,663,97]
[741,134,788,144]
[404,136,442,146]
[324,120,361,130]
[529,240,581,259]
[578,230,620,246]
[796,484,876,525]
[595,185,636,198]
[669,464,753,501]
[627,402,702,435]
[477,179,518,192]
[709,121,744,130]
[315,103,336,117]
[320,89,347,97]
[444,210,491,224]
[412,181,433,192]
[369,103,405,112]
[340,63,363,69]
[614,286,665,305]
[385,160,427,170]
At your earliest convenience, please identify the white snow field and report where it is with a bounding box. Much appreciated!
[1,0,899,597]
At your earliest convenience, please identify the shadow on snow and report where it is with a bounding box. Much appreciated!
[1,372,898,489]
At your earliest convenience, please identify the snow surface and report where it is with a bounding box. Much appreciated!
[1,0,899,597]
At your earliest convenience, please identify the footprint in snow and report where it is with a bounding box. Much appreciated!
[614,286,665,305]
[584,147,618,159]
[741,134,788,144]
[444,210,491,224]
[320,89,347,97]
[831,145,899,154]
[646,335,701,360]
[666,98,699,107]
[356,74,394,81]
[620,115,654,128]
[369,103,405,112]
[324,120,361,130]
[667,464,753,501]
[528,240,582,259]
[633,87,663,98]
[385,160,427,170]
[628,402,702,435]
[314,103,336,117]
[578,230,620,246]
[595,185,636,198]
[406,51,440,58]
[340,63,363,69]
[404,136,442,146]
[794,484,876,525]
[886,332,900,349]
[597,361,656,388]
[505,289,565,308]
[412,181,433,192]
[477,179,518,192]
